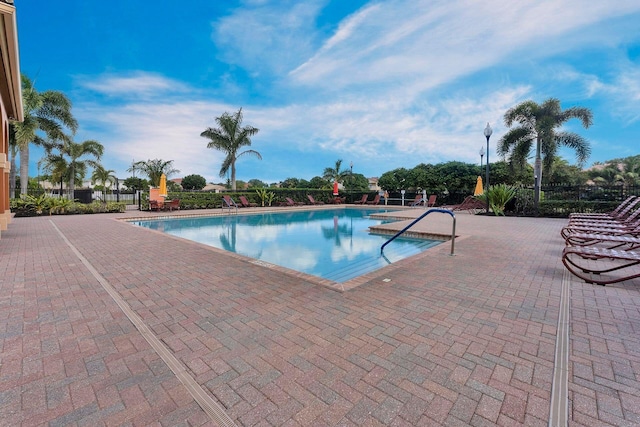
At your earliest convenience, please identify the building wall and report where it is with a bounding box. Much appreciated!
[0,99,9,231]
[0,1,23,239]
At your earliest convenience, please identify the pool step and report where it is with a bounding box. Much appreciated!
[324,239,441,283]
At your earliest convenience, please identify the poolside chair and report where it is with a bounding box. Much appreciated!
[426,195,437,207]
[445,196,486,214]
[353,194,368,204]
[307,195,325,205]
[565,229,640,250]
[410,195,424,206]
[561,213,640,240]
[568,197,640,223]
[366,194,380,205]
[166,199,180,211]
[569,196,638,220]
[239,196,257,207]
[563,208,640,235]
[562,246,640,285]
[280,197,303,206]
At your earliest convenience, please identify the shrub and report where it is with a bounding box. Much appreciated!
[477,184,517,216]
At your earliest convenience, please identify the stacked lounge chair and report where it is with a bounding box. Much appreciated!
[561,196,640,285]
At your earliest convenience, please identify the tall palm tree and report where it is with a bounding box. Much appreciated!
[497,98,592,209]
[132,159,179,187]
[45,138,104,200]
[322,159,348,183]
[200,107,261,191]
[91,165,116,198]
[11,75,78,196]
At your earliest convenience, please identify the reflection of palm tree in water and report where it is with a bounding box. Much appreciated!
[219,217,237,252]
[320,215,353,246]
[219,218,263,258]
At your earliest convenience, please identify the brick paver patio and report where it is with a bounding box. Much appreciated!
[1,207,639,426]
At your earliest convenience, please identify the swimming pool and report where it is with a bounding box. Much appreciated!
[131,208,441,283]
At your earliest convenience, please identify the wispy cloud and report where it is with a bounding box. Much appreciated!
[212,0,326,76]
[290,0,640,97]
[78,72,191,98]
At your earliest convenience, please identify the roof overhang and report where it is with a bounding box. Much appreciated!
[0,1,22,122]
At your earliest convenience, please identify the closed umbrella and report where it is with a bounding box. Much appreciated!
[474,176,483,196]
[159,173,168,197]
[333,181,339,196]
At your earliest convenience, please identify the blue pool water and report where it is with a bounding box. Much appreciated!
[131,208,441,283]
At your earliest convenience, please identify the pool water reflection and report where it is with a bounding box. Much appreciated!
[132,208,441,283]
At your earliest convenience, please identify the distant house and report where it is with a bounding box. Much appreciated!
[368,177,380,192]
[203,184,225,193]
[0,1,22,238]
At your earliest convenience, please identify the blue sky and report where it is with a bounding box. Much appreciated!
[15,0,640,184]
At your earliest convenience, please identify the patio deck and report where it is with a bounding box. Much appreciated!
[1,206,639,426]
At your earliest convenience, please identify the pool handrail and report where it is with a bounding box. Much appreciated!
[380,208,456,256]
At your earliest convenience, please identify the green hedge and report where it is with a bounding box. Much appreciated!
[143,189,350,210]
[11,195,126,217]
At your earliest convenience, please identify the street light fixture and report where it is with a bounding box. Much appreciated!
[484,123,492,214]
[479,146,485,168]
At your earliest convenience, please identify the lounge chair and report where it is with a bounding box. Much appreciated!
[366,194,380,205]
[410,195,424,206]
[568,197,640,223]
[565,230,640,250]
[426,195,437,207]
[561,219,640,240]
[239,196,257,207]
[562,246,640,285]
[446,196,486,214]
[166,199,180,211]
[569,196,638,220]
[561,209,640,239]
[353,195,368,204]
[280,197,304,206]
[307,195,325,205]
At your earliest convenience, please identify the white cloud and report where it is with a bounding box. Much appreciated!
[212,0,326,75]
[290,0,640,96]
[78,71,190,98]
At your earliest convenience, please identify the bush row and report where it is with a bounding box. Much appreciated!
[11,195,126,217]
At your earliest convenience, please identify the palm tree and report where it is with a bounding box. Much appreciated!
[200,107,261,191]
[41,153,71,195]
[497,98,592,209]
[322,159,348,183]
[91,165,116,199]
[45,138,104,200]
[132,159,179,187]
[11,75,78,196]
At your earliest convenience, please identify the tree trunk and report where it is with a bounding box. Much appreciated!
[231,163,237,191]
[19,146,29,195]
[68,164,75,200]
[534,137,543,213]
[9,146,16,199]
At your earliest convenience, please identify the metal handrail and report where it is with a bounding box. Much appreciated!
[222,198,238,214]
[380,208,456,255]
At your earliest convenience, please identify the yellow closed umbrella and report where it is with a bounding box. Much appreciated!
[159,173,167,197]
[474,176,484,196]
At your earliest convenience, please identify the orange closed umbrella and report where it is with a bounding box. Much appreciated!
[474,176,483,196]
[159,173,168,197]
[333,181,339,196]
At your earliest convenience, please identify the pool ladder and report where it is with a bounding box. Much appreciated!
[381,208,456,256]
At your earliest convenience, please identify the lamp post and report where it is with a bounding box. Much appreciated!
[484,123,492,213]
[479,146,485,168]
